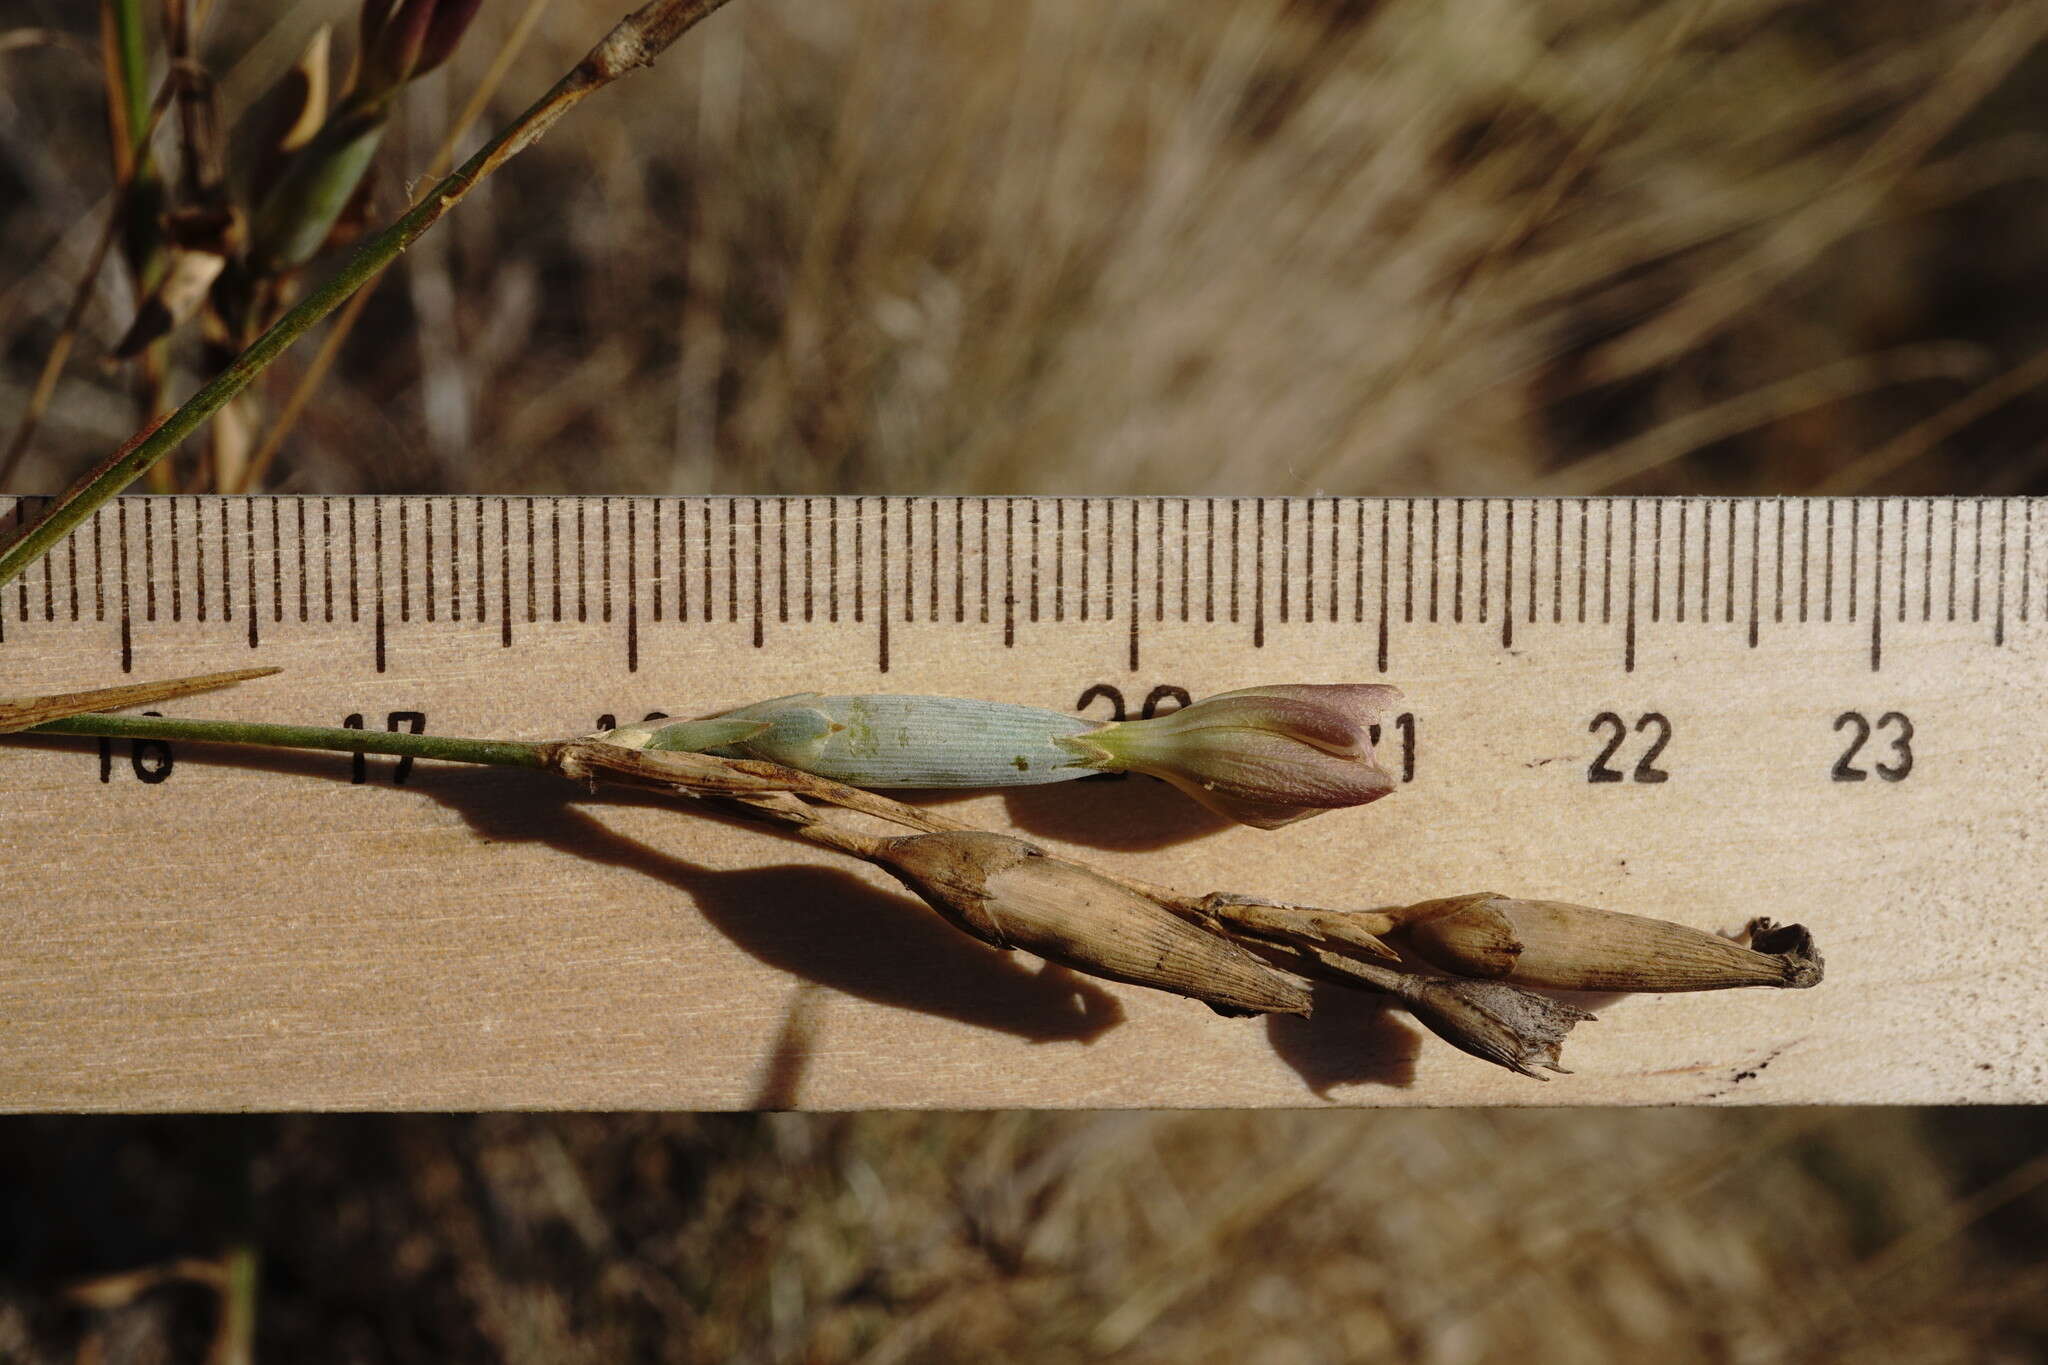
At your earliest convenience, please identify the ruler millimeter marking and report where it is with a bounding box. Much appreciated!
[0,496,2037,680]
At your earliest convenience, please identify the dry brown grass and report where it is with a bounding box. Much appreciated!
[4,1110,2046,1362]
[5,0,2047,497]
[3,1,2047,1361]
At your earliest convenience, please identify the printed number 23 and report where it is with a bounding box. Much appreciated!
[1833,711,1913,782]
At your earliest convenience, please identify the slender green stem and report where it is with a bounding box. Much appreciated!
[109,0,151,159]
[105,0,171,491]
[0,0,738,589]
[28,713,548,770]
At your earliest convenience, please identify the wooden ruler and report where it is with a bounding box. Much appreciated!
[2,495,2042,1109]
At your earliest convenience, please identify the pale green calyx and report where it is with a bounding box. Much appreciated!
[596,694,1103,788]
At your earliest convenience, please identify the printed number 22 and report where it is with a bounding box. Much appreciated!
[1588,712,1671,784]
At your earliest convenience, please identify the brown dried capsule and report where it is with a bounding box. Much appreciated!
[873,831,1312,1017]
[1390,894,1823,993]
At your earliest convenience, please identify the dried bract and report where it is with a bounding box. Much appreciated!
[240,25,333,205]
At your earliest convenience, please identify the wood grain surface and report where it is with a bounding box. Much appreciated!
[2,495,2042,1108]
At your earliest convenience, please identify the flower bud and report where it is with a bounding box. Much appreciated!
[413,0,483,79]
[602,687,1403,828]
[360,0,436,97]
[607,694,1101,789]
[1067,684,1400,828]
[1391,894,1824,992]
[872,831,1312,1017]
[355,0,483,95]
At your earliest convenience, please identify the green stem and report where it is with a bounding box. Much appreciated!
[0,0,738,589]
[105,0,168,491]
[28,713,548,770]
[109,0,151,159]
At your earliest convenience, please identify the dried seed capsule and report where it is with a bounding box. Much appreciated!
[872,830,1312,1017]
[1390,894,1823,992]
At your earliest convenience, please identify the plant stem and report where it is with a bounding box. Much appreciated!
[0,0,738,588]
[0,77,174,491]
[30,713,548,770]
[105,0,152,170]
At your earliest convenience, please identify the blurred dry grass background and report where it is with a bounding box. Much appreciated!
[6,0,2048,497]
[3,1111,2047,1362]
[4,0,2048,1360]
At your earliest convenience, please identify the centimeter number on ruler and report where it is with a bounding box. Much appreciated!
[0,496,2038,677]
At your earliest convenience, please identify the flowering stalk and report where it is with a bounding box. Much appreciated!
[13,702,1435,1043]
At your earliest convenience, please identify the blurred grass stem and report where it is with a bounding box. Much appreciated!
[0,0,738,589]
[0,79,175,491]
[103,0,153,175]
